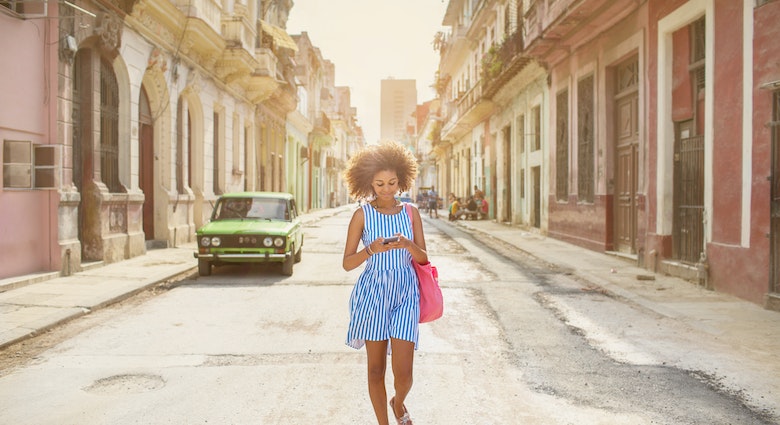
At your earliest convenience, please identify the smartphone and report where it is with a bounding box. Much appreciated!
[382,236,400,244]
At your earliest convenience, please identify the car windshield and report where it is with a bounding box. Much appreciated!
[214,197,289,221]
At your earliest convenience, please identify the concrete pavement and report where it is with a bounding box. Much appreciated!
[0,206,351,350]
[3,205,779,362]
[441,213,780,348]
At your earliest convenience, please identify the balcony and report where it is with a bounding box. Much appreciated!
[315,112,331,134]
[310,112,333,147]
[222,15,255,52]
[216,47,254,85]
[438,25,470,74]
[174,0,224,57]
[523,0,642,63]
[266,58,298,113]
[247,48,279,104]
[441,80,495,142]
[481,31,533,99]
[174,0,221,32]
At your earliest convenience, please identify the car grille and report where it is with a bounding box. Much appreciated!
[220,235,265,247]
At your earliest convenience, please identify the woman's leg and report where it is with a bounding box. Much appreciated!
[365,340,390,425]
[389,338,415,419]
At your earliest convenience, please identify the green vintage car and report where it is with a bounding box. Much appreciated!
[194,192,303,276]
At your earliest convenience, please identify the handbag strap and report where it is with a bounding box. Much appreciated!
[404,202,414,225]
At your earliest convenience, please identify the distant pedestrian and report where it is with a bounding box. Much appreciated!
[342,141,427,425]
[428,186,439,218]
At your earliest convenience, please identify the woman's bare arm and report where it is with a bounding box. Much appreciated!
[343,208,371,271]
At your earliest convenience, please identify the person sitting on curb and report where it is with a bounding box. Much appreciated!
[449,197,463,221]
[465,196,478,220]
[478,195,488,220]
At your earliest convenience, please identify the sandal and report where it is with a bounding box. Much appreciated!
[389,397,413,425]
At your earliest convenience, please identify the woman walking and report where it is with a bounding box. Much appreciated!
[342,142,428,425]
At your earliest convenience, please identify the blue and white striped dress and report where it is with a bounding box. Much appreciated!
[345,203,420,350]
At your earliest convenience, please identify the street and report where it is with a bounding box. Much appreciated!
[0,208,777,424]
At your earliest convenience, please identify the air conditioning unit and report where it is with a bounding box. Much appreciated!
[1,0,48,18]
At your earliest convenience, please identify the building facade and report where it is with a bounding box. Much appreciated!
[380,79,418,143]
[645,0,780,307]
[1,0,359,283]
[0,2,61,278]
[431,0,780,309]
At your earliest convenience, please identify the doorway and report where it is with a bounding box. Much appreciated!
[502,125,512,221]
[673,120,704,263]
[532,166,540,228]
[769,91,780,292]
[139,86,154,240]
[613,56,639,254]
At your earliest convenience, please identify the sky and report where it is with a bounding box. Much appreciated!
[286,0,448,144]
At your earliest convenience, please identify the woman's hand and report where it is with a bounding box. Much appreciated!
[371,234,406,253]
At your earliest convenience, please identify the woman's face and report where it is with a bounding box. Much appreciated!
[371,170,399,202]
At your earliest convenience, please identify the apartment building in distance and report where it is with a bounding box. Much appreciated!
[380,78,418,144]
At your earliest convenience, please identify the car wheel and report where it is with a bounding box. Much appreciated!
[281,256,294,276]
[294,246,302,263]
[198,259,212,276]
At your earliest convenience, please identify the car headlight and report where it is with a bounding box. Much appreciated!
[273,237,285,248]
[200,237,211,247]
[263,236,273,247]
[211,237,221,247]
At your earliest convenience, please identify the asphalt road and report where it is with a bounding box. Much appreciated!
[0,209,775,424]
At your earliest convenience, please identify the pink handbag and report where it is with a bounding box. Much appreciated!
[404,204,443,323]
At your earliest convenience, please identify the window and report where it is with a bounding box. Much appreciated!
[520,169,525,198]
[100,58,121,193]
[176,100,192,194]
[577,75,594,203]
[517,114,525,154]
[3,140,57,189]
[1,0,47,17]
[690,17,706,92]
[3,140,31,188]
[531,106,541,151]
[556,89,569,201]
[213,110,222,195]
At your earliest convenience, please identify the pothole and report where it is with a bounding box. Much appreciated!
[83,373,166,395]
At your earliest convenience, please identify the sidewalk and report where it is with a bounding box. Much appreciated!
[0,206,352,350]
[436,212,780,364]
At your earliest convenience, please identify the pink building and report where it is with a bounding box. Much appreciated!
[0,3,62,279]
[525,0,780,308]
[645,0,780,307]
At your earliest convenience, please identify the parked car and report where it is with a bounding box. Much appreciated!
[194,192,303,276]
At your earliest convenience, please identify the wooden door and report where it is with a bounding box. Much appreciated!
[613,57,639,254]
